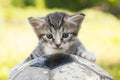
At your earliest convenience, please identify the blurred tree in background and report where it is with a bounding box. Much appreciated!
[44,0,120,18]
[11,0,36,7]
[10,0,120,18]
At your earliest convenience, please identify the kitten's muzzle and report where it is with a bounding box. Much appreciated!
[55,43,61,48]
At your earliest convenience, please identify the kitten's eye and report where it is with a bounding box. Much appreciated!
[46,34,53,39]
[62,33,69,38]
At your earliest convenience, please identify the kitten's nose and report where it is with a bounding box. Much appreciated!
[55,43,61,48]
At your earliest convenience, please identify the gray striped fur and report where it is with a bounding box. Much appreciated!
[24,12,96,63]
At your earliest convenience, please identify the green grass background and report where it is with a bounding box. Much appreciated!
[0,7,120,80]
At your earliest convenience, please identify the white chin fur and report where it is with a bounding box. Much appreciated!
[43,42,71,55]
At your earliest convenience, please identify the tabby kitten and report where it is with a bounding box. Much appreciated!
[25,12,96,63]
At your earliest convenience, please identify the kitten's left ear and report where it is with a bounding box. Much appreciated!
[28,17,45,28]
[65,13,85,26]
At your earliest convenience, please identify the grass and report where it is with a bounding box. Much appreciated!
[100,63,120,80]
[0,7,120,80]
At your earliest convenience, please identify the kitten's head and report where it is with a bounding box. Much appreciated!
[28,12,85,50]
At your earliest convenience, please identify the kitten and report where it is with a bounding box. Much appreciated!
[25,12,96,63]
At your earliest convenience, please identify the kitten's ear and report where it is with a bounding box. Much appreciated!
[28,17,45,28]
[65,13,85,26]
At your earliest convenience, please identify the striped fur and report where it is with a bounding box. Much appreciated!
[24,12,96,63]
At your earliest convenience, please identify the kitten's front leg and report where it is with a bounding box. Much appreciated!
[76,45,96,62]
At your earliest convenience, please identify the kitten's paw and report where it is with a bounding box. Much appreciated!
[80,52,96,62]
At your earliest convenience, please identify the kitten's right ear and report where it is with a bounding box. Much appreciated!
[64,13,85,26]
[28,17,45,28]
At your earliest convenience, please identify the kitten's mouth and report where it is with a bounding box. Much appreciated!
[54,47,63,50]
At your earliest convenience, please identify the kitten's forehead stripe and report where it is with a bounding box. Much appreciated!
[50,27,52,33]
[47,16,56,30]
[45,12,67,30]
[59,13,65,29]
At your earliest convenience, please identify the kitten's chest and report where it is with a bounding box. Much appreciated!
[43,47,66,55]
[43,45,77,55]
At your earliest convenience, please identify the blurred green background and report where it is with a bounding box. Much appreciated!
[0,0,120,80]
